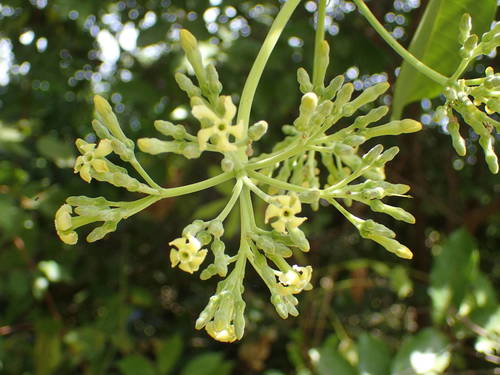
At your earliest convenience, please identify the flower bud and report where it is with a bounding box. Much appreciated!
[459,14,472,45]
[297,68,313,93]
[93,95,127,142]
[154,120,187,140]
[369,200,415,224]
[364,119,422,138]
[175,72,201,98]
[208,220,224,238]
[362,144,384,164]
[324,75,345,100]
[206,63,223,96]
[359,219,395,239]
[447,119,466,156]
[248,120,268,141]
[137,138,180,155]
[342,82,389,117]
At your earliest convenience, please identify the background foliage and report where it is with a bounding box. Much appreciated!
[0,0,498,373]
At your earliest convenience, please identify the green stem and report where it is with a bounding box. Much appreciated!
[216,178,243,222]
[247,140,304,170]
[130,158,161,189]
[328,198,362,227]
[248,170,311,194]
[242,176,273,203]
[312,0,327,88]
[352,0,448,86]
[158,171,234,198]
[450,58,472,81]
[237,0,301,130]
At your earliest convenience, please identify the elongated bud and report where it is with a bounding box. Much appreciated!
[369,200,415,224]
[154,120,187,140]
[359,219,395,238]
[138,138,181,155]
[333,83,354,110]
[248,120,268,141]
[479,136,499,174]
[111,139,134,162]
[447,119,466,156]
[91,120,111,139]
[301,92,318,113]
[459,14,472,45]
[297,68,313,93]
[353,106,389,129]
[206,63,223,96]
[364,119,422,138]
[179,29,207,86]
[182,143,201,159]
[373,235,413,259]
[94,95,128,142]
[374,146,400,166]
[324,75,344,100]
[362,144,384,164]
[314,40,330,89]
[342,82,390,117]
[175,72,201,97]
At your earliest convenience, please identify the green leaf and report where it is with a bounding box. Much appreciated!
[429,229,478,323]
[358,333,391,375]
[36,135,75,168]
[314,336,357,375]
[470,306,500,356]
[34,318,62,375]
[155,334,184,375]
[391,328,451,375]
[180,353,233,375]
[118,354,156,375]
[392,0,497,118]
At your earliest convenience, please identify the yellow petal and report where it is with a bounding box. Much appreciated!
[80,165,92,183]
[91,159,109,173]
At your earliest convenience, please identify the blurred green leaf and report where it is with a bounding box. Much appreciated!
[34,318,62,375]
[118,354,156,375]
[429,229,478,323]
[180,353,233,375]
[392,328,450,375]
[392,0,497,118]
[358,333,391,375]
[155,334,184,375]
[389,265,413,299]
[36,135,75,168]
[470,306,500,356]
[315,336,357,375]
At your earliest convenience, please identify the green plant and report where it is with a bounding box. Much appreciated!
[54,0,499,343]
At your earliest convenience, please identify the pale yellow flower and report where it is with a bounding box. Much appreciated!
[276,265,313,295]
[54,204,78,245]
[205,321,237,343]
[169,235,208,274]
[192,96,244,152]
[264,194,306,233]
[74,138,113,183]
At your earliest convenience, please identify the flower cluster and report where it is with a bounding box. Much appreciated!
[54,28,423,342]
[435,16,500,174]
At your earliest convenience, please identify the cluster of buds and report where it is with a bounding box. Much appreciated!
[195,276,245,342]
[55,26,424,343]
[138,29,268,171]
[434,16,500,174]
[253,39,420,260]
[54,196,129,245]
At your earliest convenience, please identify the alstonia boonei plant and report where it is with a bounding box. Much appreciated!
[55,0,499,342]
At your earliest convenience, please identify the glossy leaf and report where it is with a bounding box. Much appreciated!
[392,0,497,118]
[118,354,156,375]
[391,328,451,375]
[156,334,184,375]
[358,333,391,375]
[429,229,478,323]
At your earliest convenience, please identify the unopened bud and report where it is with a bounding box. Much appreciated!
[297,68,313,93]
[248,120,268,141]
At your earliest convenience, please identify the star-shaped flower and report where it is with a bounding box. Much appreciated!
[264,194,306,233]
[74,139,113,183]
[169,235,208,274]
